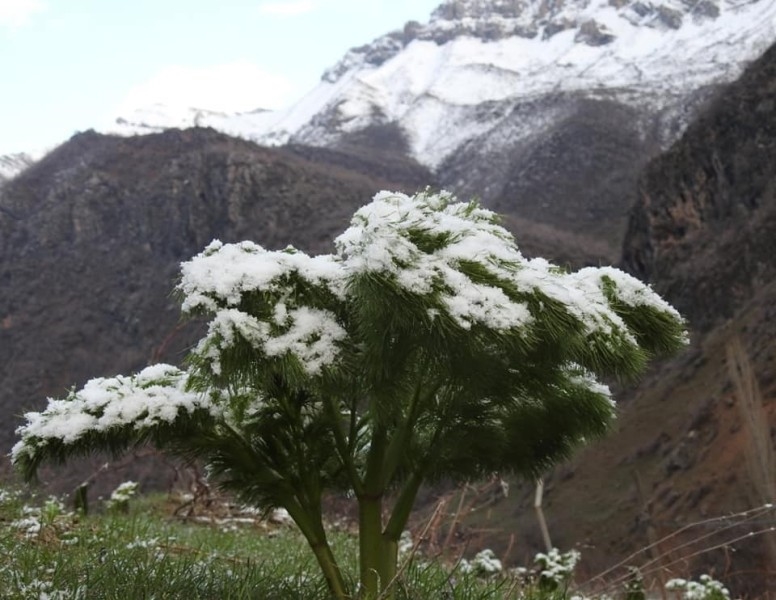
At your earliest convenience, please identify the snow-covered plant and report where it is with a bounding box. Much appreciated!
[623,566,646,600]
[106,481,138,513]
[535,547,581,591]
[459,548,503,576]
[11,496,72,539]
[398,530,414,557]
[12,190,687,600]
[40,496,67,526]
[666,575,731,600]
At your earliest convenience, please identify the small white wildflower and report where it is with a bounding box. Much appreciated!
[398,530,414,556]
[462,549,502,576]
[535,548,581,590]
[126,537,160,550]
[666,575,731,600]
[106,480,138,511]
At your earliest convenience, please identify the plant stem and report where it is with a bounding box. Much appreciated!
[358,494,386,599]
[377,538,398,600]
[323,393,364,496]
[309,538,350,600]
[285,497,349,599]
[384,470,424,542]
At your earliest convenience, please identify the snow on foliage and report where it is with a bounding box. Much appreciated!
[179,240,344,313]
[12,188,685,484]
[336,190,682,357]
[12,365,211,463]
[195,306,348,376]
[336,190,534,330]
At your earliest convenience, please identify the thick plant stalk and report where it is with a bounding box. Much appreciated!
[376,471,426,598]
[358,419,393,598]
[309,539,349,600]
[359,494,388,598]
[377,537,398,600]
[384,471,424,540]
[285,498,349,599]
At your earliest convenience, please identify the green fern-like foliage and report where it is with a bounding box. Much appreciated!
[13,189,687,600]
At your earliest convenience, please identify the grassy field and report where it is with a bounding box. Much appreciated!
[0,484,576,600]
[1,481,744,599]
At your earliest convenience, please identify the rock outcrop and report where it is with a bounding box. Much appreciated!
[622,42,776,330]
[323,0,737,77]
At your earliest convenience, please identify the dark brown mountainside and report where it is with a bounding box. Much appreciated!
[0,128,433,484]
[613,47,776,595]
[439,94,657,255]
[622,43,776,332]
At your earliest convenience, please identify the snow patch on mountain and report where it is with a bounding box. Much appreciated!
[106,0,776,170]
[285,0,776,167]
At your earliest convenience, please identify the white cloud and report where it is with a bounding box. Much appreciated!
[0,0,46,28]
[258,0,317,17]
[115,61,298,116]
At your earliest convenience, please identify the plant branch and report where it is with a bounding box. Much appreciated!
[323,392,364,496]
[381,374,442,489]
[384,469,425,542]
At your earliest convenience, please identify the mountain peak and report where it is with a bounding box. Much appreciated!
[321,0,737,85]
[430,0,532,19]
[87,0,776,181]
[429,0,723,26]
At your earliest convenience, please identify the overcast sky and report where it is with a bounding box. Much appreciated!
[0,0,442,155]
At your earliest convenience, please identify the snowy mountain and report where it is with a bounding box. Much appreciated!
[110,0,776,171]
[5,0,773,247]
[274,0,776,165]
[100,0,776,251]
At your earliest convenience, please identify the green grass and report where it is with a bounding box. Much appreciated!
[0,487,345,599]
[0,486,565,600]
[0,483,739,599]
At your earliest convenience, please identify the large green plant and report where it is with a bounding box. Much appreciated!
[13,190,686,599]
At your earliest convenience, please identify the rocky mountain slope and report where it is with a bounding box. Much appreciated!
[623,40,776,332]
[0,128,432,485]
